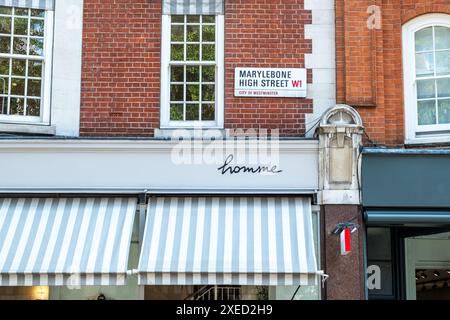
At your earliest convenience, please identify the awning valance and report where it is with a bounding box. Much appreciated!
[162,0,224,15]
[0,197,136,286]
[0,0,54,10]
[365,210,450,227]
[138,197,319,286]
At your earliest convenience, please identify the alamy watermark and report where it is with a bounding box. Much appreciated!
[168,128,283,174]
[367,265,381,290]
[367,5,382,30]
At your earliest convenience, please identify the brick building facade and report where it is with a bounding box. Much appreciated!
[0,0,341,301]
[1,0,448,301]
[338,0,450,300]
[337,0,450,146]
[80,0,316,137]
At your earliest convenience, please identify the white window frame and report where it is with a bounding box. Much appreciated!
[403,13,450,144]
[0,8,54,126]
[160,14,224,129]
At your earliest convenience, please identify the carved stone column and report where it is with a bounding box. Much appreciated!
[317,104,364,205]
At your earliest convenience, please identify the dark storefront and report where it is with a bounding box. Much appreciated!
[362,148,450,300]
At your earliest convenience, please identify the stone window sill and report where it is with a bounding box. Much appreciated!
[155,128,230,139]
[0,122,56,136]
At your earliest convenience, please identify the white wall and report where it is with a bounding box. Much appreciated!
[51,0,83,136]
[304,0,336,136]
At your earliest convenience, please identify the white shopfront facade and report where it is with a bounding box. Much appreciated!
[0,139,323,300]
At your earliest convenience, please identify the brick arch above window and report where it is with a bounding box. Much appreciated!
[402,4,450,25]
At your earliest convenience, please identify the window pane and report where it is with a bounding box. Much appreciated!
[202,65,215,82]
[10,97,24,115]
[28,60,42,77]
[187,25,199,42]
[13,17,28,35]
[202,84,215,101]
[203,16,215,23]
[170,65,184,82]
[0,96,6,114]
[438,99,450,124]
[186,84,199,101]
[0,7,12,15]
[435,26,450,50]
[367,228,392,260]
[0,76,8,94]
[14,8,28,17]
[171,44,184,61]
[12,59,26,76]
[415,52,434,77]
[436,51,450,76]
[167,14,217,125]
[202,44,215,61]
[201,103,215,121]
[171,25,184,42]
[27,79,41,96]
[170,84,184,101]
[186,103,199,120]
[416,79,435,99]
[0,36,10,53]
[170,103,183,121]
[187,15,200,23]
[31,9,45,18]
[0,58,9,75]
[30,19,44,37]
[186,65,199,82]
[11,78,25,95]
[418,100,437,125]
[26,98,40,116]
[186,44,199,61]
[0,16,11,34]
[202,25,215,42]
[29,38,43,56]
[172,15,184,23]
[13,37,27,54]
[437,78,450,98]
[415,27,433,52]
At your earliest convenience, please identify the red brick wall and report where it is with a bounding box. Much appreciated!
[224,1,313,136]
[337,0,450,147]
[80,0,161,137]
[80,0,312,137]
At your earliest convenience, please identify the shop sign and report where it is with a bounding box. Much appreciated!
[0,139,319,193]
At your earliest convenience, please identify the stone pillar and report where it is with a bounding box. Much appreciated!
[317,105,365,300]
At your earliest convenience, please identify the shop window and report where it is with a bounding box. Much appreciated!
[403,14,450,144]
[367,227,394,299]
[160,14,224,128]
[0,6,53,125]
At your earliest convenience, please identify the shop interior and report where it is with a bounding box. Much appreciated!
[368,227,450,300]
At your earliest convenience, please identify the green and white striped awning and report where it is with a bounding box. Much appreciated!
[163,0,224,15]
[0,198,136,286]
[138,197,320,286]
[0,0,54,10]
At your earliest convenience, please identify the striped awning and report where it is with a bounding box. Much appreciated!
[0,198,136,286]
[138,197,319,286]
[0,0,54,10]
[162,0,224,15]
